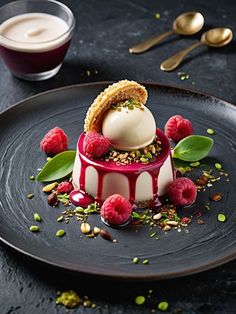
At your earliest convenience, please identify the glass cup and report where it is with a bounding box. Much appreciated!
[0,0,75,81]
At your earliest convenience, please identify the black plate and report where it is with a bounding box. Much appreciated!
[0,82,236,281]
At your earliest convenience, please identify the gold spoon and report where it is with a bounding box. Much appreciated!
[129,11,204,54]
[160,27,233,71]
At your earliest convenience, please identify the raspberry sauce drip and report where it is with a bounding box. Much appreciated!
[69,189,94,207]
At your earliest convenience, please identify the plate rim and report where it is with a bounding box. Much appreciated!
[1,81,236,281]
[1,81,235,117]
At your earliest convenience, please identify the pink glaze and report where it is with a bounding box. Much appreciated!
[73,129,175,206]
[69,189,95,207]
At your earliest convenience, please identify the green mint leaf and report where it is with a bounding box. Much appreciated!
[173,135,214,162]
[36,150,76,182]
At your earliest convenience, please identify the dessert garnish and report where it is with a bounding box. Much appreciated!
[158,301,169,312]
[69,190,95,207]
[207,128,215,135]
[168,177,197,206]
[84,80,148,133]
[165,114,193,141]
[56,290,96,309]
[103,136,162,165]
[172,135,213,162]
[36,150,76,182]
[56,181,73,194]
[40,127,68,155]
[218,214,227,223]
[83,131,110,158]
[100,194,132,226]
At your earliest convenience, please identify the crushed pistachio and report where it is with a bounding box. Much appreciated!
[133,257,139,264]
[104,136,162,165]
[131,204,186,232]
[149,232,157,238]
[135,295,146,305]
[158,301,169,311]
[218,213,227,222]
[207,128,215,135]
[58,203,100,224]
[56,229,66,237]
[57,193,70,206]
[215,163,222,170]
[30,225,39,232]
[27,193,34,199]
[142,259,149,265]
[34,213,41,222]
[112,99,144,112]
[178,72,189,80]
[57,215,64,222]
[155,12,161,19]
[56,290,81,308]
[42,182,58,193]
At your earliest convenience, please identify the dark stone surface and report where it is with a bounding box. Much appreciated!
[0,0,236,313]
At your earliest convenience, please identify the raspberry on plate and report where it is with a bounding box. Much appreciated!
[165,115,193,142]
[101,194,132,225]
[83,131,110,158]
[40,127,68,155]
[168,177,197,206]
[57,181,73,194]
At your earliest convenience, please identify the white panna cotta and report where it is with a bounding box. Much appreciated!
[72,129,175,206]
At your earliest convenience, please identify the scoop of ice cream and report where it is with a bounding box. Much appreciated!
[102,104,156,151]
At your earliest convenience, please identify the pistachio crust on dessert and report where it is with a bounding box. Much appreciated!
[84,80,148,133]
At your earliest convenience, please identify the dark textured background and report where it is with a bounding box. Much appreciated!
[0,0,236,313]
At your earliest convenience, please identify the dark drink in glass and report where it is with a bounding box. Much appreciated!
[0,1,75,81]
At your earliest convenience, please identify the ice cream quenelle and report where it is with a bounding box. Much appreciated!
[72,80,175,207]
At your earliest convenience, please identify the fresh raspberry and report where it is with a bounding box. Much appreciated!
[101,194,132,225]
[168,177,197,206]
[40,127,68,155]
[165,115,193,142]
[56,181,73,194]
[83,131,110,158]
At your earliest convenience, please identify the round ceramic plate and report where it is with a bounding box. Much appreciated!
[0,82,236,281]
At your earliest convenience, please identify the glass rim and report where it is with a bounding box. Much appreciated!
[0,0,76,46]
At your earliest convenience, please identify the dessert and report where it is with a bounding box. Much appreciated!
[72,80,175,206]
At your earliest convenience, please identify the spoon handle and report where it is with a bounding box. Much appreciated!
[160,41,203,71]
[129,30,174,54]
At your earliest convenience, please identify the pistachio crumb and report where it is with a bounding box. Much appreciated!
[207,128,215,135]
[56,290,81,308]
[158,301,169,311]
[135,295,146,305]
[29,225,39,232]
[215,163,222,170]
[56,229,66,237]
[132,257,139,264]
[218,213,227,222]
[34,213,41,222]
